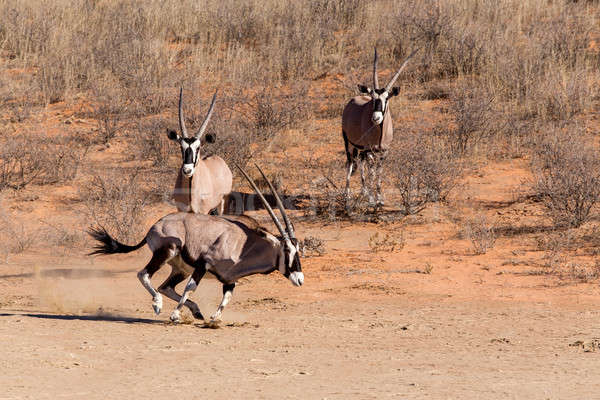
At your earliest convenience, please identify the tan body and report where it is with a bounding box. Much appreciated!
[146,213,281,284]
[173,155,233,214]
[342,95,393,152]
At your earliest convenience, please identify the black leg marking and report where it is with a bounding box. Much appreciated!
[158,271,204,320]
[223,283,235,295]
[145,247,174,278]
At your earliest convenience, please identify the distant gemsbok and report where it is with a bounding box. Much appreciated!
[342,47,419,206]
[88,164,303,323]
[168,87,232,215]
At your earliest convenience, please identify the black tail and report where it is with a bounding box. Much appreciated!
[87,226,146,256]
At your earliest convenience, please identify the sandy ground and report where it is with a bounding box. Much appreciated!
[2,200,600,399]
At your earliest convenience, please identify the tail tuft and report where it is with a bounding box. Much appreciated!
[87,226,146,255]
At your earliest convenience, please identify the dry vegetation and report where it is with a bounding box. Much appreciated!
[1,0,600,281]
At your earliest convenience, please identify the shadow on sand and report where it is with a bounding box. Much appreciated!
[0,268,137,280]
[0,312,162,325]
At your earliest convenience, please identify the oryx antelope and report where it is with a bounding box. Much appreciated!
[342,47,419,206]
[168,87,233,215]
[88,164,303,323]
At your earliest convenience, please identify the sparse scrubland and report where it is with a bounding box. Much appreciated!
[5,3,600,397]
[0,0,600,281]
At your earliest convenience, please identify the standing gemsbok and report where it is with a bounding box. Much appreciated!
[88,164,303,323]
[168,87,233,215]
[342,47,419,206]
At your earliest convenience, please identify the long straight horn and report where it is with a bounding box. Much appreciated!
[235,164,289,240]
[178,87,189,138]
[373,47,379,89]
[384,48,421,92]
[195,90,218,138]
[254,164,295,239]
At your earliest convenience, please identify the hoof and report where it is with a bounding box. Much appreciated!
[152,295,163,315]
[209,311,222,322]
[192,310,205,320]
[170,310,181,323]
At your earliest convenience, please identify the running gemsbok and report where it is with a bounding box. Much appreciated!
[342,47,419,206]
[88,164,303,323]
[168,87,232,215]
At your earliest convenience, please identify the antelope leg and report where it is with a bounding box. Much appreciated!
[375,153,385,206]
[344,160,354,198]
[210,283,235,322]
[170,265,206,323]
[343,130,354,198]
[158,269,204,320]
[360,155,375,204]
[137,246,175,315]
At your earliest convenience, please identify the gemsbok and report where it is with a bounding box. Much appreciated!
[88,164,303,323]
[342,47,419,206]
[168,87,232,215]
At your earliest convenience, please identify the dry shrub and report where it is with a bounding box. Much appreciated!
[135,119,176,169]
[306,173,373,222]
[253,88,311,139]
[80,170,149,241]
[438,84,495,154]
[531,127,600,228]
[206,90,308,172]
[299,235,326,257]
[536,67,594,122]
[0,207,41,259]
[564,262,600,282]
[207,117,265,172]
[305,156,417,223]
[0,136,87,190]
[40,135,90,185]
[1,0,598,134]
[464,214,496,255]
[0,74,39,124]
[419,82,450,100]
[88,76,130,145]
[41,220,85,249]
[368,231,405,253]
[0,140,47,190]
[390,134,460,215]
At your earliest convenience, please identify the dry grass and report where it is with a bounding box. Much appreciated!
[0,135,88,191]
[299,236,326,257]
[464,214,497,255]
[1,0,600,259]
[368,231,405,253]
[389,133,460,215]
[531,127,600,228]
[80,170,150,242]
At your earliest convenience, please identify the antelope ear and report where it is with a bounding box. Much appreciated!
[358,84,371,94]
[203,132,216,144]
[166,129,179,141]
[389,87,400,97]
